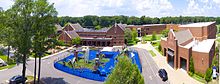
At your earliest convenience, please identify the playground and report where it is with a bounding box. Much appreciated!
[54,47,142,82]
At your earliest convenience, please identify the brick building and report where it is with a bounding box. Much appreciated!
[58,23,126,46]
[160,22,216,74]
[126,24,167,37]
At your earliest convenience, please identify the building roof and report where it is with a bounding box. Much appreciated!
[174,29,193,44]
[181,39,196,49]
[179,22,215,27]
[192,39,215,53]
[76,27,109,32]
[117,23,127,31]
[80,37,112,40]
[143,24,166,26]
[69,23,84,30]
[65,31,79,39]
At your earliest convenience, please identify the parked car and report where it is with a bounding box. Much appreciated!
[9,75,27,84]
[213,66,218,79]
[158,69,168,81]
[0,59,7,67]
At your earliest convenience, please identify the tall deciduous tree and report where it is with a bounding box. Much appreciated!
[32,0,57,83]
[105,56,144,84]
[7,0,34,83]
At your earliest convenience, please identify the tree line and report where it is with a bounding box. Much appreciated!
[58,15,220,29]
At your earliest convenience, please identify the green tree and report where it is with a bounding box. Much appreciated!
[132,29,138,42]
[151,32,157,41]
[161,29,169,37]
[95,25,101,30]
[189,56,195,74]
[7,0,34,83]
[205,68,212,82]
[31,0,57,83]
[0,9,14,63]
[124,29,132,44]
[71,37,81,47]
[105,56,144,84]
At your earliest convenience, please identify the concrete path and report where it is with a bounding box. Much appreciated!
[133,42,201,84]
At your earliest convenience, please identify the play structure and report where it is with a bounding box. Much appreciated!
[54,47,142,82]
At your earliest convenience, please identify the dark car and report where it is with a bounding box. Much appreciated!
[158,69,168,81]
[9,75,27,84]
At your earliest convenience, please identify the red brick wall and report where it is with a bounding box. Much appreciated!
[192,51,210,74]
[178,46,191,71]
[58,32,72,43]
[106,25,125,46]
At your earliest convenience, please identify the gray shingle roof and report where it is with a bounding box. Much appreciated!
[117,23,127,31]
[65,31,79,38]
[70,23,83,30]
[76,27,109,32]
[174,29,193,44]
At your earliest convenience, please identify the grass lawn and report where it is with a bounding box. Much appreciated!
[152,41,160,47]
[0,55,7,61]
[191,74,206,83]
[217,33,220,37]
[148,50,156,57]
[59,57,110,70]
[143,34,162,42]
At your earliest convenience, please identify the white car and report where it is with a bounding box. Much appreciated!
[213,66,218,79]
[0,58,7,67]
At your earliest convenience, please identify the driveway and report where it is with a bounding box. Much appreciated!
[133,48,168,84]
[134,42,201,84]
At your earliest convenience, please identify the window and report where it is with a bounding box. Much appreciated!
[202,58,204,64]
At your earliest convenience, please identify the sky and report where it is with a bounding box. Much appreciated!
[0,0,220,17]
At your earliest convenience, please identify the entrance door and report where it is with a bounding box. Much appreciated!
[180,57,187,71]
[167,48,174,68]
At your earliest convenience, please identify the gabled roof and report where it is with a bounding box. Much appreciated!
[65,31,79,39]
[67,23,83,31]
[76,27,109,32]
[117,23,127,31]
[174,29,193,44]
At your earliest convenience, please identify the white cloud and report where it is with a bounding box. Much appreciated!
[0,0,219,17]
[184,0,205,16]
[0,0,14,10]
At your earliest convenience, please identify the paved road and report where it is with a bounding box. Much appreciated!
[134,48,168,84]
[0,64,33,83]
[26,51,102,84]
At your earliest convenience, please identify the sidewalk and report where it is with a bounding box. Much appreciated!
[28,46,73,60]
[133,42,201,84]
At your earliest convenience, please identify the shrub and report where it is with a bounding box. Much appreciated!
[205,68,212,82]
[189,56,195,74]
[158,44,161,51]
[151,32,157,41]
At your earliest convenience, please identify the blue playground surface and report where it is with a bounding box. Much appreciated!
[54,50,142,82]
